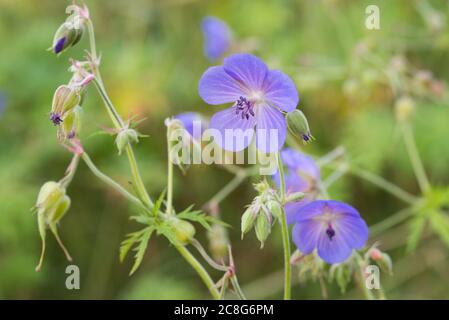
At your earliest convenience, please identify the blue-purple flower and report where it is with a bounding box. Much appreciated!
[174,112,206,140]
[272,148,320,222]
[199,53,299,153]
[290,200,369,264]
[202,16,232,61]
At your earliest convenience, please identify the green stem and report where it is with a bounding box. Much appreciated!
[230,275,247,300]
[166,130,174,215]
[276,152,292,300]
[401,123,431,193]
[87,18,152,208]
[207,172,246,206]
[369,208,413,237]
[81,153,144,209]
[175,245,220,299]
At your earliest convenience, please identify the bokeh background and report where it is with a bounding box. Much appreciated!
[1,0,449,299]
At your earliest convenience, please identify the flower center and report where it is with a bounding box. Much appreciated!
[50,112,63,126]
[326,223,336,241]
[235,96,255,120]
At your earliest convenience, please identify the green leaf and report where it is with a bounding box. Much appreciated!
[156,223,181,246]
[119,228,147,263]
[429,212,449,249]
[129,227,154,276]
[152,189,166,217]
[406,215,426,253]
[177,206,229,231]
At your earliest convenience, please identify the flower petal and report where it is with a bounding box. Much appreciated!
[175,112,205,140]
[285,199,326,224]
[292,220,321,254]
[223,53,268,91]
[317,228,353,264]
[335,214,369,249]
[255,104,286,153]
[199,66,247,105]
[209,106,256,152]
[202,16,232,61]
[263,70,299,112]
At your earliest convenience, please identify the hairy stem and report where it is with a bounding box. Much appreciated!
[401,123,431,193]
[175,244,220,299]
[81,153,145,209]
[276,152,292,300]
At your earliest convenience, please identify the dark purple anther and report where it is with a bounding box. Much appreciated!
[54,37,66,54]
[235,96,255,120]
[49,112,63,126]
[326,224,336,241]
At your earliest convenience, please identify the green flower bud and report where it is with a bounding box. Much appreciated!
[171,218,196,245]
[241,207,257,237]
[207,224,229,261]
[50,85,80,126]
[267,200,282,220]
[255,213,271,248]
[35,181,72,271]
[115,128,139,155]
[62,105,83,139]
[49,195,71,224]
[36,181,66,215]
[286,109,314,143]
[285,192,305,203]
[394,96,415,123]
[52,19,84,55]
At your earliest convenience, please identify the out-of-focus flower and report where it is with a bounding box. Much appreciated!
[174,112,206,140]
[272,148,320,222]
[201,16,232,61]
[394,96,415,123]
[199,53,299,153]
[290,200,369,264]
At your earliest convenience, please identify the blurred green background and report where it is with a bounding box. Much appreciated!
[1,0,449,299]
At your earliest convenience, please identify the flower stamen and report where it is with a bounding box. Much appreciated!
[235,96,255,120]
[326,223,336,241]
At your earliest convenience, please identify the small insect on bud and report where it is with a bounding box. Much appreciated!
[50,85,80,126]
[241,207,257,237]
[34,181,72,271]
[394,96,415,123]
[255,212,271,248]
[170,218,196,245]
[286,109,314,143]
[115,128,139,155]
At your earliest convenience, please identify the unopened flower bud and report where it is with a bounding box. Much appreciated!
[62,105,83,139]
[207,224,229,261]
[51,16,85,55]
[170,218,196,245]
[395,96,415,123]
[115,128,139,155]
[285,192,305,203]
[50,85,80,126]
[267,200,282,220]
[255,212,271,248]
[286,109,314,143]
[241,207,257,237]
[366,247,393,275]
[36,182,66,214]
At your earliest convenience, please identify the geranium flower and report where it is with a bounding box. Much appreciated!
[199,53,299,153]
[272,148,320,222]
[290,200,369,264]
[201,16,232,61]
